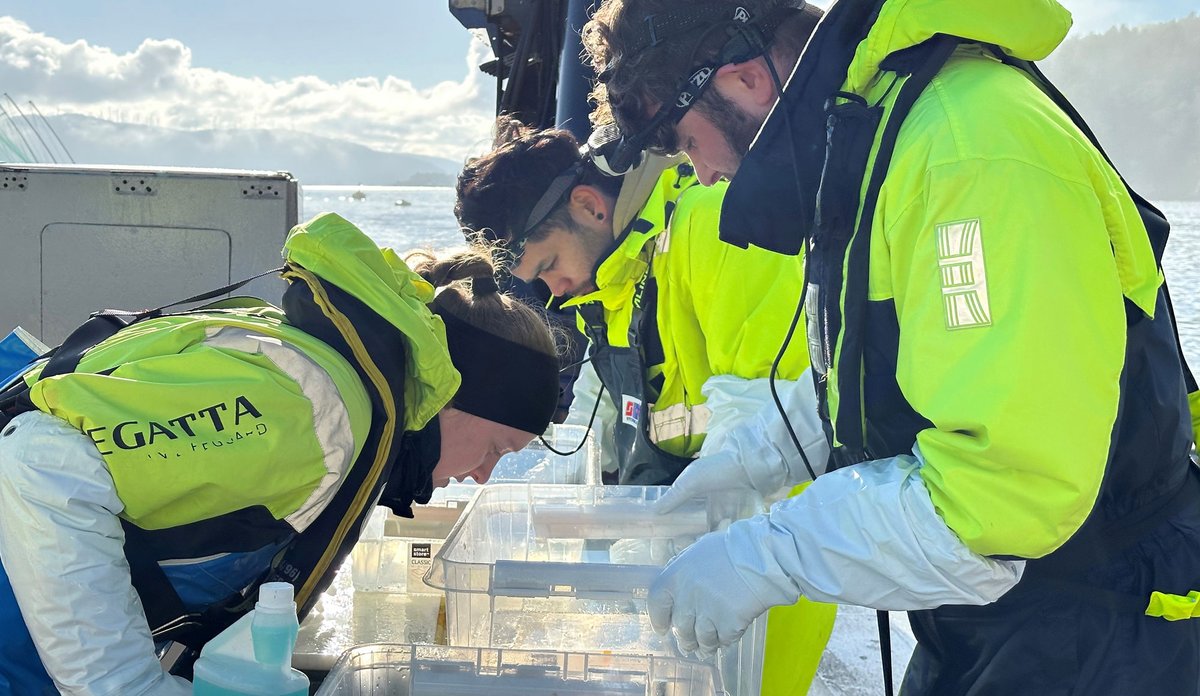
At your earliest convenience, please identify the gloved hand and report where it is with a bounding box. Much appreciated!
[657,372,828,513]
[657,450,780,514]
[648,527,796,659]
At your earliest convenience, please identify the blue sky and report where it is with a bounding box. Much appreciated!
[1,1,1197,160]
[0,0,474,88]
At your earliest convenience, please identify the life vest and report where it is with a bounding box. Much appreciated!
[720,1,1200,693]
[566,160,699,484]
[0,212,459,664]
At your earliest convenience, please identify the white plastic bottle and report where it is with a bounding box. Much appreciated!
[192,582,310,696]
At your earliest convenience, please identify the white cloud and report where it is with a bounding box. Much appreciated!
[0,16,495,160]
[2,3,1185,162]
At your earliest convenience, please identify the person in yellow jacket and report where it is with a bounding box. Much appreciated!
[585,0,1200,693]
[454,116,834,695]
[0,213,560,696]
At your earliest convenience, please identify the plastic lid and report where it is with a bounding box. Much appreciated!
[257,582,295,612]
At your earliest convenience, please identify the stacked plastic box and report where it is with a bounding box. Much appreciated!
[296,425,599,666]
[423,485,766,696]
[315,644,717,695]
[351,424,598,593]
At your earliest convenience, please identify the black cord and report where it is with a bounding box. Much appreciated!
[539,383,606,456]
[768,281,818,481]
[761,50,819,481]
[558,353,594,374]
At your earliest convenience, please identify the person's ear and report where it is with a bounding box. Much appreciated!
[568,185,611,225]
[715,58,777,110]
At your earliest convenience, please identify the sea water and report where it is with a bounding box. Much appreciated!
[302,188,1200,371]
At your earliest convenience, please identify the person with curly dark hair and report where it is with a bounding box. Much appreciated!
[585,1,1200,694]
[457,116,835,694]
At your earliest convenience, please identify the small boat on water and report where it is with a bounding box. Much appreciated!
[351,190,366,201]
[394,199,411,207]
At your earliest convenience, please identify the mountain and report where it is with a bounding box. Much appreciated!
[1043,14,1200,201]
[18,15,1199,198]
[37,114,461,186]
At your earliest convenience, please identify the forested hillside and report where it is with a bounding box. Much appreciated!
[1042,14,1200,201]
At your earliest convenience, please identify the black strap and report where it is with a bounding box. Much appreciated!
[122,520,192,642]
[877,610,894,696]
[39,313,137,380]
[833,34,960,461]
[983,45,1198,402]
[40,267,284,379]
[831,37,960,696]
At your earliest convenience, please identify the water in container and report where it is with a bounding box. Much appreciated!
[192,582,310,696]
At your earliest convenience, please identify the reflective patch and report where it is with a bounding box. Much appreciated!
[656,225,672,254]
[649,401,712,444]
[936,218,992,329]
[621,395,643,426]
[805,282,827,377]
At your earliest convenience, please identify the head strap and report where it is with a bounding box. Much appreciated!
[602,1,805,173]
[504,160,587,261]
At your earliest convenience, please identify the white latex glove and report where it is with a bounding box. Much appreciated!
[657,371,828,513]
[648,529,789,659]
[0,411,192,696]
[648,449,1026,657]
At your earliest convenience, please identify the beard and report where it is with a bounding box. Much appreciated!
[697,88,760,170]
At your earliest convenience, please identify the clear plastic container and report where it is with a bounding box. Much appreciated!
[314,643,717,696]
[351,505,462,594]
[350,424,597,594]
[423,484,766,696]
[487,424,599,484]
[294,557,445,671]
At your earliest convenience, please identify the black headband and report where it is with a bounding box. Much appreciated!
[439,309,559,434]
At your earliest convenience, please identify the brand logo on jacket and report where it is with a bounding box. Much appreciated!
[622,395,643,426]
[936,219,992,330]
[85,395,267,457]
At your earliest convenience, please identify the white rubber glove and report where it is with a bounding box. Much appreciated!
[657,371,828,513]
[649,528,789,659]
[648,449,1025,654]
[0,411,192,696]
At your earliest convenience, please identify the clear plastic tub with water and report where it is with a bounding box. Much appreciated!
[314,643,718,696]
[423,484,766,696]
[351,424,597,593]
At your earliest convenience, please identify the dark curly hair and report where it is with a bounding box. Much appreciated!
[583,0,823,153]
[455,116,622,255]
